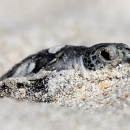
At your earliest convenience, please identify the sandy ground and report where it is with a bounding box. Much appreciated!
[1,0,130,130]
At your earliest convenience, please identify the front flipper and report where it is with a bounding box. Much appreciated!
[0,45,68,81]
[0,45,87,81]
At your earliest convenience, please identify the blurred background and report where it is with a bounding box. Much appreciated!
[0,0,130,75]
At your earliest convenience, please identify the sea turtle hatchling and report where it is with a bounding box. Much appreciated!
[0,43,130,106]
[0,43,130,80]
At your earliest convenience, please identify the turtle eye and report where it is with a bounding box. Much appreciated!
[100,47,116,61]
[100,49,112,61]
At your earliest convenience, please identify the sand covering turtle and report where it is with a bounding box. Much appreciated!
[0,43,130,108]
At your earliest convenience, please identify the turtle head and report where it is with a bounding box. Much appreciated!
[83,43,130,70]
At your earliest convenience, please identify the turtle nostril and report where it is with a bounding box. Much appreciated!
[101,50,111,61]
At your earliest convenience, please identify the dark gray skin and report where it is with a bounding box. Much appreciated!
[0,43,130,81]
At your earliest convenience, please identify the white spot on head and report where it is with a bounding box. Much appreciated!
[48,45,65,54]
